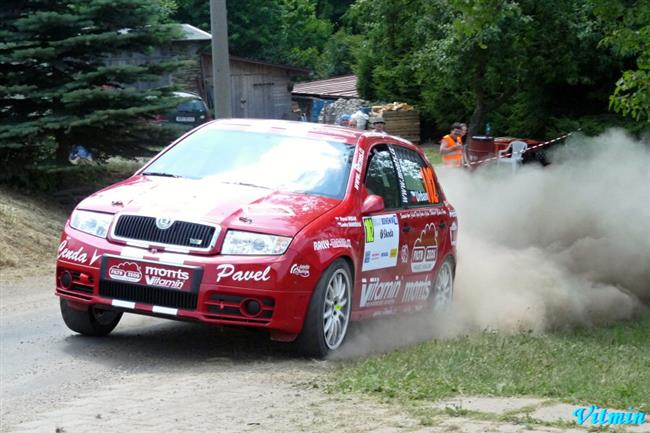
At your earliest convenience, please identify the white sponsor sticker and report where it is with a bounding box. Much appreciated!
[152,306,178,316]
[216,264,271,283]
[108,262,143,283]
[336,216,362,228]
[290,264,310,278]
[450,221,458,246]
[143,266,190,289]
[400,244,409,264]
[402,277,432,303]
[112,299,136,309]
[353,148,365,190]
[58,239,88,264]
[360,276,401,307]
[313,238,352,251]
[411,223,438,273]
[361,214,400,271]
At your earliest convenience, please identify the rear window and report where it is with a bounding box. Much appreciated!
[143,127,355,199]
[176,99,206,112]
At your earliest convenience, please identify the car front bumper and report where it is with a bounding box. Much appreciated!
[55,226,315,336]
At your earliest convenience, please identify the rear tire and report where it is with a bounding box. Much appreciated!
[60,299,122,336]
[295,259,352,357]
[431,257,455,313]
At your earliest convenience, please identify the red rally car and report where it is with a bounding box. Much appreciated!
[56,119,458,356]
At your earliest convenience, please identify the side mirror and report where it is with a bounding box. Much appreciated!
[361,194,385,214]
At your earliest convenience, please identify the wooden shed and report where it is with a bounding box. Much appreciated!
[201,54,309,119]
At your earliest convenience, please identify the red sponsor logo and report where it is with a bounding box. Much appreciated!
[104,257,194,290]
[108,262,143,283]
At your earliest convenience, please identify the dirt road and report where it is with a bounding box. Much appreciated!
[1,274,419,433]
[4,274,646,433]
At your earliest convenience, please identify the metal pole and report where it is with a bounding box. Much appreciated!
[209,0,232,118]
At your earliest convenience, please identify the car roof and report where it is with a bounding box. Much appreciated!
[202,118,416,149]
[173,91,202,99]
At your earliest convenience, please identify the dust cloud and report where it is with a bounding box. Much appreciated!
[337,129,649,358]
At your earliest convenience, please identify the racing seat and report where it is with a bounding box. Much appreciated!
[497,140,528,172]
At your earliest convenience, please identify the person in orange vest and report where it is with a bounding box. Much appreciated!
[440,123,465,167]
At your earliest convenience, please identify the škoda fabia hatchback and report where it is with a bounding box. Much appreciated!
[56,119,458,356]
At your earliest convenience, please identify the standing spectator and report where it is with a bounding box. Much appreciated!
[336,113,351,126]
[440,123,465,167]
[351,107,370,129]
[459,123,468,143]
[370,116,386,133]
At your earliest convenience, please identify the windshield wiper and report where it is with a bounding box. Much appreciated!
[142,172,181,178]
[220,181,273,190]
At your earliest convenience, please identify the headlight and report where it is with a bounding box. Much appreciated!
[221,230,292,255]
[70,210,113,238]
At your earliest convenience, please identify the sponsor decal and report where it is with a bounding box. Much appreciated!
[409,190,429,203]
[360,276,402,307]
[89,250,102,266]
[402,277,432,303]
[353,148,365,190]
[336,216,362,228]
[290,264,310,278]
[380,227,394,239]
[216,264,271,283]
[313,238,352,251]
[450,221,458,246]
[143,265,189,289]
[362,214,400,271]
[400,207,448,220]
[400,244,409,263]
[411,223,438,273]
[363,218,375,243]
[104,258,194,290]
[58,239,88,264]
[573,405,646,426]
[108,262,143,283]
[388,146,408,204]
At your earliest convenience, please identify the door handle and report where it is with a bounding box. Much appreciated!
[402,225,412,233]
[439,222,447,229]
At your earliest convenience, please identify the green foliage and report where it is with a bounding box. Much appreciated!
[173,0,357,77]
[0,0,184,187]
[592,0,650,122]
[348,0,638,138]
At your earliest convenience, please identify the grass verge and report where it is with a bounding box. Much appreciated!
[422,145,442,166]
[334,315,650,412]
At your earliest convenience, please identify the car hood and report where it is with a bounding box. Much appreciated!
[77,176,341,237]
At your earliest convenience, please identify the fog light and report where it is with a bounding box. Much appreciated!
[60,271,73,289]
[242,299,261,316]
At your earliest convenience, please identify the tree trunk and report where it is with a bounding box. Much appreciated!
[468,96,486,138]
[55,131,72,164]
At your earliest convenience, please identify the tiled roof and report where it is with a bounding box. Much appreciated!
[292,75,358,99]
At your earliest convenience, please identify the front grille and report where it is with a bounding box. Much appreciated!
[113,215,216,249]
[100,280,197,310]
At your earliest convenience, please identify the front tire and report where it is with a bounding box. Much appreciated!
[60,299,122,336]
[296,259,352,357]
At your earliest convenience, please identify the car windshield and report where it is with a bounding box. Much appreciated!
[142,127,355,199]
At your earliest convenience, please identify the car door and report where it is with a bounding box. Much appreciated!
[358,143,409,311]
[389,144,449,306]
